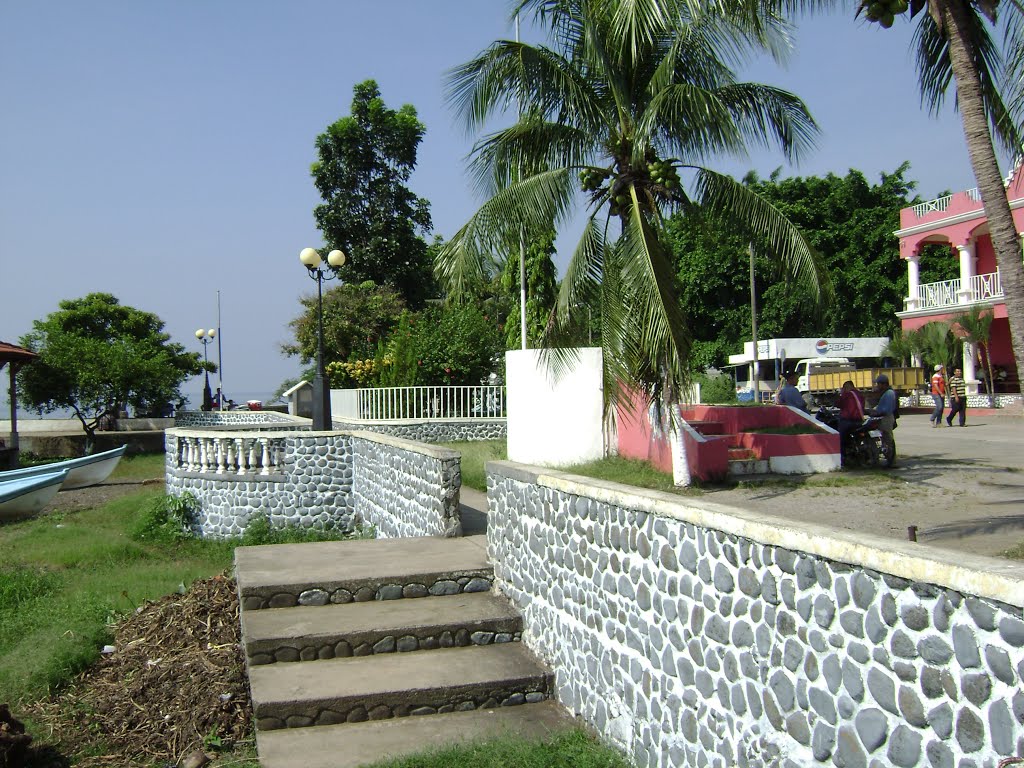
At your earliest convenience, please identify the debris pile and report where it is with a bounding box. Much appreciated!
[27,574,252,766]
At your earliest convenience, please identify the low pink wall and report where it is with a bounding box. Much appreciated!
[616,392,673,473]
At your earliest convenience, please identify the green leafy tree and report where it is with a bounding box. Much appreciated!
[283,281,407,374]
[668,165,920,368]
[438,0,830,412]
[311,80,435,308]
[17,293,203,447]
[407,303,504,386]
[500,231,559,349]
[915,320,960,372]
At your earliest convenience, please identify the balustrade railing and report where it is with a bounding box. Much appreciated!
[174,433,287,475]
[909,270,1003,311]
[354,385,506,421]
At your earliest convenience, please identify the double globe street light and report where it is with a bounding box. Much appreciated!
[195,328,216,411]
[299,247,346,430]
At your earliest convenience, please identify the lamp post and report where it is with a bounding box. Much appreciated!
[299,247,346,430]
[195,328,216,411]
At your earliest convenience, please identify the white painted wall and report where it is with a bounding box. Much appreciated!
[506,348,605,465]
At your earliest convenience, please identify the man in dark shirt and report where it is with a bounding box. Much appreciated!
[946,368,968,427]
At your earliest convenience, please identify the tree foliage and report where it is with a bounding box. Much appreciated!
[17,293,203,442]
[500,231,559,350]
[668,165,923,369]
[311,80,435,308]
[438,0,830,412]
[283,281,407,371]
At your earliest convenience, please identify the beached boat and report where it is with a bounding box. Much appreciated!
[0,445,127,490]
[0,469,70,521]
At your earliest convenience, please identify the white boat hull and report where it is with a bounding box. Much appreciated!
[0,445,127,490]
[0,470,70,521]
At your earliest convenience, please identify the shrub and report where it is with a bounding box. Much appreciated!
[130,493,199,543]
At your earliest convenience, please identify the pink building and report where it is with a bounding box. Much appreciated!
[896,166,1021,393]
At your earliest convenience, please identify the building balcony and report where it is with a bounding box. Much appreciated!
[901,270,1003,314]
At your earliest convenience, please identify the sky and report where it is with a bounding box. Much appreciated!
[0,1,994,409]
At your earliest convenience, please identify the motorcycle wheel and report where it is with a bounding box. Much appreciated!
[880,438,896,468]
[857,436,880,467]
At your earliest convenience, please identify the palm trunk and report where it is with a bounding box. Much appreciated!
[941,0,1024,384]
[981,341,996,406]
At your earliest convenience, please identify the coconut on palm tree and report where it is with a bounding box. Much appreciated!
[437,0,831,413]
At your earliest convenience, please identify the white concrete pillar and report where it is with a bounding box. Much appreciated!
[963,341,979,394]
[906,254,920,310]
[957,242,976,303]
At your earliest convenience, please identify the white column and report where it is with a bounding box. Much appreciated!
[956,242,975,304]
[963,341,979,395]
[906,254,920,310]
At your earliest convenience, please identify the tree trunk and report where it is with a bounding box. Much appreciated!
[940,0,1024,385]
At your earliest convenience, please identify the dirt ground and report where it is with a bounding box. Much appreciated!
[695,411,1024,559]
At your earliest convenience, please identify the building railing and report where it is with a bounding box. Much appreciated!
[908,270,1003,311]
[173,432,288,475]
[909,187,983,219]
[335,385,507,421]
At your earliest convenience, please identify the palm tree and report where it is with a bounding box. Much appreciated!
[437,0,830,412]
[917,320,960,372]
[952,305,996,404]
[836,0,1024,386]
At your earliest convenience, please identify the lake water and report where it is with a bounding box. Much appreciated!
[0,389,279,421]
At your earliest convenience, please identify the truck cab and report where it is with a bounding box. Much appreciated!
[794,358,855,393]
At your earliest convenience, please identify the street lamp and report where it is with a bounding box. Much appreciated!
[299,247,346,430]
[195,328,216,411]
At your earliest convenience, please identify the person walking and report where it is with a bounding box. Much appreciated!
[929,364,946,427]
[946,367,968,427]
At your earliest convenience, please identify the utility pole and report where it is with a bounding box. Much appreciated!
[749,243,760,402]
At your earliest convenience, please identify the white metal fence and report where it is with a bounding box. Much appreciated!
[333,385,507,421]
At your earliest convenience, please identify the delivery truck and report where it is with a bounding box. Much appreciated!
[794,358,925,406]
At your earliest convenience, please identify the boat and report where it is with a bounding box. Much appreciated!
[0,445,127,490]
[0,469,70,521]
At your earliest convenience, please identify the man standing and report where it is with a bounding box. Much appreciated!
[869,374,897,461]
[946,367,968,427]
[776,372,809,412]
[930,364,946,427]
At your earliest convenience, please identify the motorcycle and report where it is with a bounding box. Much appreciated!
[816,407,896,468]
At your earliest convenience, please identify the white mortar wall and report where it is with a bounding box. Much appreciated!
[506,347,604,465]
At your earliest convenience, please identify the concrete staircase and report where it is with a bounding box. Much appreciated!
[690,419,769,476]
[235,536,575,768]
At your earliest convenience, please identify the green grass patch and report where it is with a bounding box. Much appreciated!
[439,440,507,492]
[365,728,629,768]
[561,456,696,495]
[741,425,825,435]
[1002,541,1024,560]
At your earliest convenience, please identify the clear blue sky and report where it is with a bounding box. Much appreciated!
[0,1,989,406]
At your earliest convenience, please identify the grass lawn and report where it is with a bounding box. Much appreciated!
[0,454,234,705]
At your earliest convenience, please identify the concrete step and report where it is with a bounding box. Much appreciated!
[256,700,576,768]
[243,592,523,665]
[728,458,769,476]
[250,642,554,730]
[687,419,725,436]
[235,535,492,610]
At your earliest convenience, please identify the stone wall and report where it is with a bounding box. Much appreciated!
[165,429,460,540]
[486,460,1024,768]
[331,418,505,443]
[352,432,462,539]
[174,410,301,428]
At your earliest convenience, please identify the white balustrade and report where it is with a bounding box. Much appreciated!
[173,433,286,475]
[910,270,1003,311]
[354,385,506,421]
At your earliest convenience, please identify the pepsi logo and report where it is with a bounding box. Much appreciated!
[815,339,829,354]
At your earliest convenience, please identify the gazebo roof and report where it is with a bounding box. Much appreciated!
[0,341,37,366]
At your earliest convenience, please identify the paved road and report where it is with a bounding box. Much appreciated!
[459,411,1024,559]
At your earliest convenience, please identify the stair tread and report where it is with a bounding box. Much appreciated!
[256,701,576,768]
[242,592,520,654]
[235,536,491,596]
[250,642,550,710]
